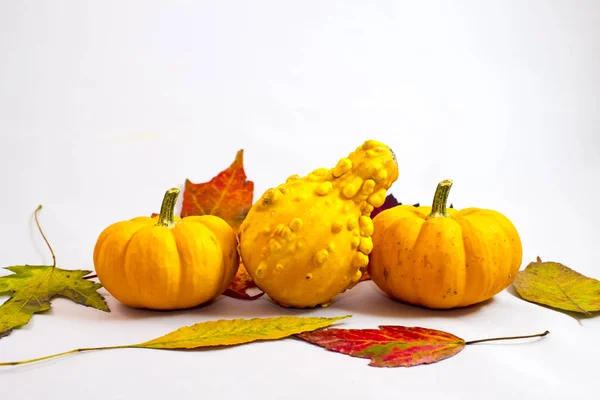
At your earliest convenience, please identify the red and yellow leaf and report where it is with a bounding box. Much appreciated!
[181,149,254,231]
[359,271,371,282]
[298,325,466,367]
[223,260,264,300]
[179,150,262,300]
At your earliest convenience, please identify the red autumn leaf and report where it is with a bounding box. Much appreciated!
[298,326,550,368]
[223,260,264,300]
[359,270,371,282]
[181,149,254,231]
[298,326,466,367]
[370,193,399,219]
[369,194,454,220]
[179,149,262,300]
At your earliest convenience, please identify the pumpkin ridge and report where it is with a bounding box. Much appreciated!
[106,221,146,301]
[181,221,226,306]
[454,214,490,306]
[170,222,200,308]
[127,226,180,308]
[386,216,419,300]
[99,221,148,308]
[182,215,239,295]
[430,217,467,309]
[121,226,151,306]
[93,227,119,297]
[474,209,522,280]
[164,223,216,309]
[467,211,519,297]
[410,219,433,306]
[93,221,125,268]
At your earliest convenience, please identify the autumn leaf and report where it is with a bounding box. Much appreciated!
[298,326,464,367]
[298,326,549,368]
[0,315,350,366]
[180,149,263,300]
[0,206,109,339]
[370,193,400,219]
[359,271,371,282]
[137,315,349,349]
[370,193,454,220]
[513,257,600,314]
[181,149,254,231]
[224,260,264,300]
[0,266,109,337]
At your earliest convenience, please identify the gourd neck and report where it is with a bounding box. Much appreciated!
[427,179,453,219]
[157,188,180,228]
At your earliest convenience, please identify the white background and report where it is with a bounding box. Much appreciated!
[1,1,599,399]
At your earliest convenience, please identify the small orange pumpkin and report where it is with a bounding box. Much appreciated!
[93,188,238,310]
[369,179,522,309]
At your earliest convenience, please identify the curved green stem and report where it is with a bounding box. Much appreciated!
[156,188,180,228]
[0,345,132,366]
[427,179,453,219]
[34,205,56,268]
[465,330,549,345]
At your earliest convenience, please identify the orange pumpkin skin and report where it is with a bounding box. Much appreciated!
[93,188,239,310]
[369,180,522,309]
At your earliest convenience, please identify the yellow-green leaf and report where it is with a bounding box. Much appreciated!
[513,257,600,314]
[0,204,110,339]
[0,315,351,366]
[0,265,110,338]
[136,315,350,349]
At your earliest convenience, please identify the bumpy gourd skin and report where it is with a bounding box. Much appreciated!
[239,140,399,308]
[93,213,238,310]
[369,195,522,309]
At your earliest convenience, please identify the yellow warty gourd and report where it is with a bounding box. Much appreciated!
[239,140,399,308]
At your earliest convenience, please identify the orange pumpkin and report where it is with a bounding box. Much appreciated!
[93,188,238,310]
[369,179,522,309]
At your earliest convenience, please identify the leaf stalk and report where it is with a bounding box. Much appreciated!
[34,205,56,268]
[0,345,132,366]
[465,330,549,345]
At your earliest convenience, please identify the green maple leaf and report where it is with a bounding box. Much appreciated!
[0,206,109,338]
[0,265,110,337]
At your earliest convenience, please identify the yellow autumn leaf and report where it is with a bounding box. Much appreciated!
[0,315,351,366]
[513,257,600,314]
[136,315,350,349]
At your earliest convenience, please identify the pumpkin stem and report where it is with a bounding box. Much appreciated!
[157,187,180,228]
[427,179,453,219]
